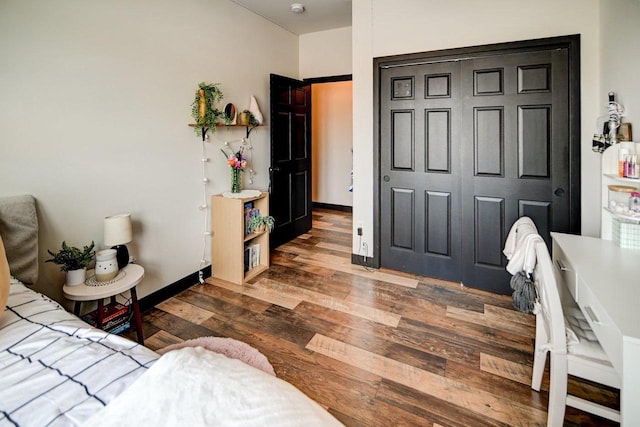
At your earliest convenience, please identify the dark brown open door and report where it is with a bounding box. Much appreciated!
[269,74,312,247]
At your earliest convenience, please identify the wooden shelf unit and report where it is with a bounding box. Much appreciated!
[211,192,269,284]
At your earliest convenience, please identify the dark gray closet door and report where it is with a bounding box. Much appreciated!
[460,49,569,293]
[379,47,571,294]
[380,61,462,281]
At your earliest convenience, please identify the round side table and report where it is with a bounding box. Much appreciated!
[63,263,145,345]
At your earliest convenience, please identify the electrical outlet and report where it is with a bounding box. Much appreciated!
[357,227,363,236]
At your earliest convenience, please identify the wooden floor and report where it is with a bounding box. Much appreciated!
[129,209,619,427]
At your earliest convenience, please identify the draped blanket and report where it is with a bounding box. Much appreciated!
[84,346,344,426]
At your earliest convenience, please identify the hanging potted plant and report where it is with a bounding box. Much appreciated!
[46,241,95,286]
[191,82,224,137]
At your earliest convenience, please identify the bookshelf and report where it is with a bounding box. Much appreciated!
[211,192,270,284]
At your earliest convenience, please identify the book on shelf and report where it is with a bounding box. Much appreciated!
[107,321,130,335]
[244,201,254,235]
[82,302,128,325]
[252,243,260,268]
[244,243,261,272]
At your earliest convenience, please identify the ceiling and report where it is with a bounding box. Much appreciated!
[229,0,352,35]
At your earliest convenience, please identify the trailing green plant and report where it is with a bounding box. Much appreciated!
[191,82,224,136]
[247,215,275,233]
[46,241,95,272]
[239,110,259,127]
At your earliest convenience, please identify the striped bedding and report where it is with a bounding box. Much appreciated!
[0,278,159,426]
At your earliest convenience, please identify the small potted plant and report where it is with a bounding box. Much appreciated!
[46,241,95,286]
[247,215,275,234]
[237,110,259,127]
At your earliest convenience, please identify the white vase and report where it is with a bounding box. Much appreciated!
[95,249,119,282]
[66,268,86,286]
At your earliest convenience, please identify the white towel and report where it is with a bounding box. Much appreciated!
[506,233,544,275]
[503,217,538,260]
[504,217,542,275]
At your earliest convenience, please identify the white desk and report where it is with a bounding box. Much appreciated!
[551,232,640,425]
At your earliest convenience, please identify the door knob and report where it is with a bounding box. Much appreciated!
[383,175,390,182]
[554,187,565,197]
[269,166,281,172]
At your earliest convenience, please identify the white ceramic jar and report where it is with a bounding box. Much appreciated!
[95,249,119,282]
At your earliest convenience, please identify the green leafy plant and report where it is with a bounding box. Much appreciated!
[191,82,224,136]
[247,215,275,233]
[238,110,259,127]
[46,241,95,272]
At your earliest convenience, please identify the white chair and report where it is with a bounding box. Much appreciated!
[530,240,620,426]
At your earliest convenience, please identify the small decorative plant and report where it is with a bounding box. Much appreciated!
[247,215,275,233]
[191,82,224,136]
[46,241,95,272]
[237,110,259,127]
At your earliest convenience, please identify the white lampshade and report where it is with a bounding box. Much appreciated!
[104,213,132,246]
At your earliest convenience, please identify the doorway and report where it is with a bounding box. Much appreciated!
[375,36,581,294]
[269,74,353,248]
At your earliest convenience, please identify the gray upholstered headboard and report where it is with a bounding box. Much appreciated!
[0,195,38,284]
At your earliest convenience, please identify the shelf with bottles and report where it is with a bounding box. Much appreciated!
[601,142,640,239]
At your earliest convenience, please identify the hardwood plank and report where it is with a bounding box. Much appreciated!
[480,352,533,385]
[253,277,402,327]
[376,380,511,427]
[306,334,548,426]
[444,359,548,411]
[261,263,352,298]
[156,297,214,324]
[315,241,352,253]
[446,305,535,338]
[294,253,419,288]
[144,330,183,352]
[205,276,303,310]
[484,304,535,326]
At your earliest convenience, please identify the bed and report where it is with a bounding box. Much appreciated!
[0,195,342,426]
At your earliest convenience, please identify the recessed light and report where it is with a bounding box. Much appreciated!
[291,3,305,14]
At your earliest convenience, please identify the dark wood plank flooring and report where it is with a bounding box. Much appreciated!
[128,209,619,426]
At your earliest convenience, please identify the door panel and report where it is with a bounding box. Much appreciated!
[379,46,572,294]
[460,50,569,293]
[270,74,312,247]
[380,61,462,281]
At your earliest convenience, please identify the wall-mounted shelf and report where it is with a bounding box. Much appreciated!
[188,123,263,138]
[601,142,640,239]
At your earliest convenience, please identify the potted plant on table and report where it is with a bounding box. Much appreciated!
[247,215,275,234]
[46,241,95,286]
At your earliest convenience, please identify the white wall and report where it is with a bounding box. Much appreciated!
[300,27,352,78]
[600,0,640,127]
[0,0,298,301]
[352,0,602,257]
[311,82,354,207]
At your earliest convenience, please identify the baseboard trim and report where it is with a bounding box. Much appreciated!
[351,254,380,269]
[139,265,211,312]
[312,202,352,212]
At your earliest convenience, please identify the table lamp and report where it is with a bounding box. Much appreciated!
[104,213,132,269]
